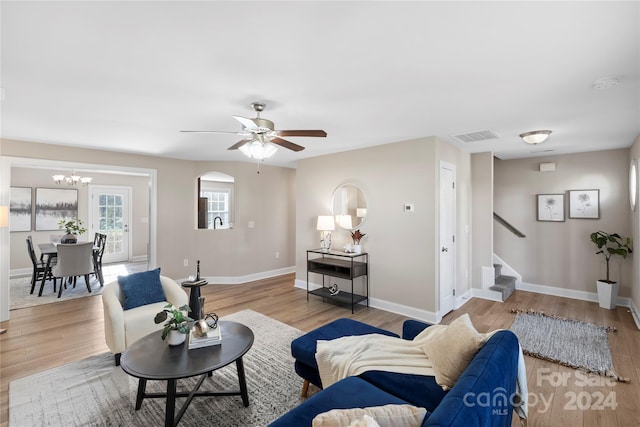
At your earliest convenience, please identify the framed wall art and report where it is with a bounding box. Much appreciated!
[537,194,565,222]
[569,189,600,219]
[35,188,78,231]
[9,187,32,232]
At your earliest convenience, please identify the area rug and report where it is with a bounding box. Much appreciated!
[9,262,146,310]
[509,309,628,382]
[9,309,308,426]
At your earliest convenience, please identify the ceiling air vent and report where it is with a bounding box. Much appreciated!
[451,129,499,144]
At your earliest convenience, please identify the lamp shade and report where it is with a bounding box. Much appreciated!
[316,215,335,231]
[520,130,552,145]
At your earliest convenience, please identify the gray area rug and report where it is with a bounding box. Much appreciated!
[10,263,146,310]
[509,309,628,382]
[9,309,308,426]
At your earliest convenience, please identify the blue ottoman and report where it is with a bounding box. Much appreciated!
[291,318,399,396]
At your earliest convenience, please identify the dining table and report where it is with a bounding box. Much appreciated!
[37,242,99,296]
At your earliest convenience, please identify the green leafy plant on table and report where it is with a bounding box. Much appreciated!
[154,304,193,340]
[58,217,87,235]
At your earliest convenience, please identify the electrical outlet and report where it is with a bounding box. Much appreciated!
[404,203,414,212]
[183,259,188,267]
[275,252,280,259]
[248,221,255,228]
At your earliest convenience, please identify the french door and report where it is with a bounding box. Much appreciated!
[89,186,131,264]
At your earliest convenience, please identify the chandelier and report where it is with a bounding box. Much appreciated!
[52,171,93,186]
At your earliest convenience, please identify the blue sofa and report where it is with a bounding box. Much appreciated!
[269,319,520,427]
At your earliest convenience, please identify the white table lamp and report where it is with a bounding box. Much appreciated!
[317,216,335,251]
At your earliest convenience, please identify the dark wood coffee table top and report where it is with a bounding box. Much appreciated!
[121,320,254,381]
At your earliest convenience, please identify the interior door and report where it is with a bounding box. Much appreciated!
[439,162,456,317]
[89,186,131,264]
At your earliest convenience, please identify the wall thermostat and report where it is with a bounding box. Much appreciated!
[404,203,414,212]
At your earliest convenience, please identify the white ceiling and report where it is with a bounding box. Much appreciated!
[1,1,639,168]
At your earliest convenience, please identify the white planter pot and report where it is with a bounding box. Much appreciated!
[167,329,187,346]
[596,280,619,310]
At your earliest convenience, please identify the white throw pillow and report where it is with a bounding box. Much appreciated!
[312,404,427,427]
[423,313,486,390]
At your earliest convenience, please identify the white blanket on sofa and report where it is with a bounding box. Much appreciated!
[315,327,528,420]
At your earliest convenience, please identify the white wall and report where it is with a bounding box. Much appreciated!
[1,139,296,280]
[494,149,633,297]
[296,137,472,321]
[9,167,150,271]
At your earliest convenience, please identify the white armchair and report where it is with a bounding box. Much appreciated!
[102,275,189,365]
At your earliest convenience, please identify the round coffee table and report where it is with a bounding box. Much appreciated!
[120,320,254,427]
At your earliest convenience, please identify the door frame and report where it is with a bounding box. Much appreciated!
[438,160,457,321]
[0,156,157,322]
[88,184,133,263]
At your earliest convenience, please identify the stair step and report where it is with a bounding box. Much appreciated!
[493,264,502,279]
[490,274,516,301]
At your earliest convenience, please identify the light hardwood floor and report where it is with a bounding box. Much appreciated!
[1,273,639,427]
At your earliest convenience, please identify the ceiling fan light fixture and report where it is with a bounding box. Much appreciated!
[239,139,278,160]
[520,130,552,145]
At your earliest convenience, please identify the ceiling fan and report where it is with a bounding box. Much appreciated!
[180,102,327,160]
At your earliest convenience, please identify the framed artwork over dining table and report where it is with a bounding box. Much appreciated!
[9,186,32,232]
[35,188,78,231]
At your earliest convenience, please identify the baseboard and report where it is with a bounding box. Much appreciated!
[130,255,148,263]
[518,281,640,329]
[180,266,295,285]
[294,279,438,324]
[626,297,640,329]
[369,298,438,324]
[10,268,31,278]
[454,288,473,310]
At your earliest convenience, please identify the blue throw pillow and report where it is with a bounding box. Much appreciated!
[118,268,166,310]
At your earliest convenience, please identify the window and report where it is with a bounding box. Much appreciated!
[201,189,230,228]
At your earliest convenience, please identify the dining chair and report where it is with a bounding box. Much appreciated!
[52,242,95,298]
[92,232,107,286]
[26,236,57,295]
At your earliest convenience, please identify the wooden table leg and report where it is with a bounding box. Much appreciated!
[236,357,250,407]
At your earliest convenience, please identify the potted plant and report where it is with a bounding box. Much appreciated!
[590,231,633,309]
[350,230,366,254]
[154,304,193,346]
[58,217,87,243]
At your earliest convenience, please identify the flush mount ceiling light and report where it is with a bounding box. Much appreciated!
[519,130,552,145]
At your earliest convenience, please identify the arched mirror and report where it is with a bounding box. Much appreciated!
[331,184,368,230]
[197,172,234,229]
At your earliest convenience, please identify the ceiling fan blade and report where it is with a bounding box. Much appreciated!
[276,130,327,137]
[270,137,305,152]
[180,130,250,135]
[227,138,252,150]
[233,115,259,131]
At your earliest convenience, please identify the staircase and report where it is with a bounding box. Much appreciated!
[490,264,516,301]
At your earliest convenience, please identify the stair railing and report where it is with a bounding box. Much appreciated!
[493,212,525,238]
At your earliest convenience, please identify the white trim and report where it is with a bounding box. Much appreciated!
[518,281,600,303]
[131,255,148,263]
[628,298,640,329]
[454,288,473,310]
[89,184,134,263]
[294,279,438,324]
[181,266,295,285]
